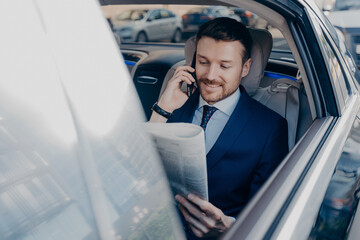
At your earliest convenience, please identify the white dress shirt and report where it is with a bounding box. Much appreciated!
[192,89,241,154]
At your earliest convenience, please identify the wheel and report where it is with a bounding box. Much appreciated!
[136,32,148,42]
[171,29,182,43]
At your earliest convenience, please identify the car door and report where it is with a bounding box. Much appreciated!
[222,1,360,239]
[145,9,163,41]
[159,9,177,39]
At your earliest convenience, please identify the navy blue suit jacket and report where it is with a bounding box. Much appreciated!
[168,86,288,217]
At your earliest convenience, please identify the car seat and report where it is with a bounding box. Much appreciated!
[161,28,302,150]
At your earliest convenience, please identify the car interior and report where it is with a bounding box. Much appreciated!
[100,0,357,238]
[105,2,315,152]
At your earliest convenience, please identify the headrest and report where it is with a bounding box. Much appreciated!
[185,36,197,66]
[184,28,273,96]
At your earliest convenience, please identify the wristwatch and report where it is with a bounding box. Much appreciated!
[151,102,173,119]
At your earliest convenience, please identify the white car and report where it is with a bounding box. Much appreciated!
[321,0,360,65]
[113,8,183,43]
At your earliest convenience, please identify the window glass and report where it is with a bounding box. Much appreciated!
[116,9,148,21]
[149,10,161,20]
[333,0,360,11]
[103,4,289,53]
[309,11,349,107]
[322,28,351,100]
[160,10,170,18]
[309,115,360,239]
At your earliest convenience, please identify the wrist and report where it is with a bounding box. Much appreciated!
[156,100,174,113]
[151,102,173,119]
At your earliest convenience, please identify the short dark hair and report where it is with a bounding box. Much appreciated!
[196,17,253,61]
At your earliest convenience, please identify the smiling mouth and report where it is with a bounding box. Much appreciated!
[202,81,221,89]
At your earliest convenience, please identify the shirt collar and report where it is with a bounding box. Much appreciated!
[198,88,240,116]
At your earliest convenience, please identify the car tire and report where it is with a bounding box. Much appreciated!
[171,29,182,43]
[136,32,148,42]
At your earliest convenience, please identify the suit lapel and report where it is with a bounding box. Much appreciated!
[206,86,253,170]
[168,89,199,123]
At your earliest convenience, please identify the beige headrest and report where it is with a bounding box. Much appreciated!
[184,28,273,96]
[185,36,197,66]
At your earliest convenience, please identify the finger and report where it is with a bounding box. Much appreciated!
[187,194,215,215]
[174,70,195,82]
[168,72,192,86]
[187,194,224,224]
[176,195,202,216]
[172,71,195,85]
[190,225,205,238]
[175,65,195,74]
[178,205,209,235]
[176,195,216,228]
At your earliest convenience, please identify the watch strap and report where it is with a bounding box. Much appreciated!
[151,102,172,119]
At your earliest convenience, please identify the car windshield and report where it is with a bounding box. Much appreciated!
[117,9,148,21]
[187,7,209,14]
[333,0,360,11]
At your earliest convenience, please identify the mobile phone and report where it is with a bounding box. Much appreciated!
[187,52,197,97]
[187,71,197,97]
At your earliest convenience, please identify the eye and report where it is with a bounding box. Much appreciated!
[221,65,231,69]
[199,60,208,65]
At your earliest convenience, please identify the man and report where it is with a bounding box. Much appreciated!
[150,17,288,239]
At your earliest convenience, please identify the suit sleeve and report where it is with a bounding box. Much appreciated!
[249,117,289,199]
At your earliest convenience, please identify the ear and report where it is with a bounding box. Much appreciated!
[241,58,252,78]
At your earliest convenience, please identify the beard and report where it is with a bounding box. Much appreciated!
[198,78,238,104]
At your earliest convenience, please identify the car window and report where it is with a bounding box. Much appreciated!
[149,10,161,21]
[116,9,148,21]
[103,4,288,52]
[160,10,170,18]
[323,30,350,103]
[309,10,349,109]
[218,8,231,15]
[333,0,360,11]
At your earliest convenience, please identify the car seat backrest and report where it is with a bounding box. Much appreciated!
[161,28,303,150]
[253,77,301,149]
[242,28,273,96]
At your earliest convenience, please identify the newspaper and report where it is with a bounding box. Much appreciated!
[145,122,208,201]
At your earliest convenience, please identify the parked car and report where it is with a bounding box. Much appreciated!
[230,7,258,27]
[112,8,183,42]
[320,0,360,65]
[3,0,360,239]
[181,6,240,35]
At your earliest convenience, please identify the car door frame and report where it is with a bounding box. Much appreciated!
[222,0,360,239]
[146,9,164,41]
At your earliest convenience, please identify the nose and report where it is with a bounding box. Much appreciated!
[205,64,218,81]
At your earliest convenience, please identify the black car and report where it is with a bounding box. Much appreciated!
[230,7,258,27]
[182,6,240,35]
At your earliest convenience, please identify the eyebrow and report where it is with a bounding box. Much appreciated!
[197,54,234,63]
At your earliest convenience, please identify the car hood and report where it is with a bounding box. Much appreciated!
[114,20,137,29]
[327,10,360,28]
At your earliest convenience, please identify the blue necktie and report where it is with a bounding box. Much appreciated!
[200,105,217,130]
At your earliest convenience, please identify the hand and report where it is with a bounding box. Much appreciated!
[175,194,235,238]
[157,66,196,113]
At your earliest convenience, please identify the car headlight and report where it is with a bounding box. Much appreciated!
[117,27,133,36]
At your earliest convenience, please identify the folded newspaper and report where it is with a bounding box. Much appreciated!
[145,122,208,201]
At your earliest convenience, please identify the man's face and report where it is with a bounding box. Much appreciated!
[196,37,251,105]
